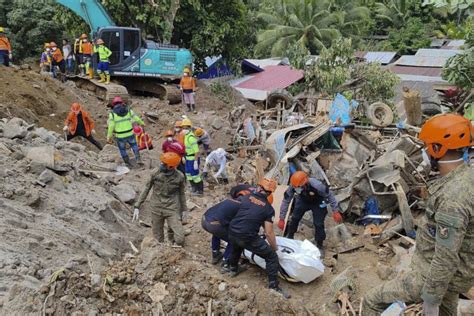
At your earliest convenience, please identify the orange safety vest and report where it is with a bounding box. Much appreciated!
[136,132,153,151]
[81,42,93,55]
[179,76,196,91]
[0,36,11,52]
[51,49,64,63]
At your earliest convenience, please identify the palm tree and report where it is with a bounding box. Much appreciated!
[255,0,371,57]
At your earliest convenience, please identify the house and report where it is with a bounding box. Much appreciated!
[196,56,233,79]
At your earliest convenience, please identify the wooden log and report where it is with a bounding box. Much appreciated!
[402,87,422,126]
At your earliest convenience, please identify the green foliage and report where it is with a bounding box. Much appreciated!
[383,17,432,54]
[2,0,63,62]
[442,47,474,90]
[255,0,371,57]
[351,62,400,103]
[209,81,237,105]
[284,42,310,69]
[305,38,355,96]
[434,17,474,39]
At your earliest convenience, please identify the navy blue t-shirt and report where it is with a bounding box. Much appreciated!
[229,192,275,239]
[204,198,241,226]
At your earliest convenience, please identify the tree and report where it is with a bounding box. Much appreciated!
[383,17,432,54]
[4,0,63,62]
[351,62,400,103]
[284,42,310,69]
[442,48,474,90]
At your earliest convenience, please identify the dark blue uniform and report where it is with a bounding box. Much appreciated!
[228,192,280,287]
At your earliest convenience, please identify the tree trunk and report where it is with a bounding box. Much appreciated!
[402,87,422,126]
[162,0,180,44]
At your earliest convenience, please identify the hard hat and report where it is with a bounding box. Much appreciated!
[258,178,277,193]
[195,128,204,137]
[174,121,182,128]
[133,125,143,135]
[44,43,51,48]
[80,33,88,39]
[181,118,192,127]
[112,96,123,106]
[96,38,104,45]
[160,152,181,168]
[267,194,274,204]
[71,103,81,113]
[164,130,174,137]
[419,113,473,159]
[290,171,309,188]
[50,42,57,48]
[0,27,4,33]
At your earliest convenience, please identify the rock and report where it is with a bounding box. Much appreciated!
[376,262,394,280]
[28,161,46,175]
[235,301,249,313]
[211,118,223,130]
[25,146,55,169]
[90,274,101,287]
[127,285,142,300]
[0,142,12,155]
[55,141,66,149]
[68,142,86,152]
[3,118,29,139]
[38,169,55,184]
[218,282,226,292]
[32,127,57,144]
[110,183,136,203]
[20,64,32,70]
[32,84,40,89]
[6,219,28,229]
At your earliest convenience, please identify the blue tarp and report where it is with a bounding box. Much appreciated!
[329,94,358,125]
[197,56,233,79]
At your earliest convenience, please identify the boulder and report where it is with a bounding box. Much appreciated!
[37,169,55,185]
[110,183,136,204]
[211,118,223,130]
[31,127,57,144]
[3,118,30,139]
[25,146,55,169]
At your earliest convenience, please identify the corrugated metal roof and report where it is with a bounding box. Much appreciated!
[355,51,398,64]
[415,48,460,57]
[243,58,285,69]
[232,65,304,101]
[443,40,465,49]
[390,65,445,82]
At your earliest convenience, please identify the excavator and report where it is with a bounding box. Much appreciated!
[56,0,193,104]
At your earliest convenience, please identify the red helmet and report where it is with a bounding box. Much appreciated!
[112,96,123,106]
[71,103,81,113]
[133,125,143,135]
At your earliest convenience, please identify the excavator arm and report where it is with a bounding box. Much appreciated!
[55,0,115,33]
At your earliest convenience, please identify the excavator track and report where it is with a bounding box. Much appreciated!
[68,76,129,105]
[119,78,182,104]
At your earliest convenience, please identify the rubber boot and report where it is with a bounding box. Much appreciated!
[269,281,291,299]
[186,104,192,112]
[98,73,105,83]
[88,67,94,79]
[105,74,110,85]
[229,264,248,277]
[195,180,204,196]
[123,156,133,168]
[212,251,223,265]
[317,241,325,258]
[189,181,196,194]
[191,104,197,114]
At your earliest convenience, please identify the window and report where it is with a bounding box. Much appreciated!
[101,30,120,65]
[123,30,140,58]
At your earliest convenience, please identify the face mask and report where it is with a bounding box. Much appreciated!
[167,137,173,142]
[182,129,189,134]
[46,48,51,52]
[52,47,57,51]
[183,73,188,76]
[174,128,180,132]
[294,187,303,194]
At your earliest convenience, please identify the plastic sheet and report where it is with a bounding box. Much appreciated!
[243,237,324,283]
[329,93,358,125]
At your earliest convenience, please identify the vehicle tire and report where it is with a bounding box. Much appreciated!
[421,102,442,116]
[267,89,293,110]
[366,102,394,127]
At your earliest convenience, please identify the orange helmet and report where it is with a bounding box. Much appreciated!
[80,33,88,39]
[160,152,181,168]
[96,38,104,45]
[290,171,309,188]
[258,178,277,193]
[71,103,81,113]
[195,128,204,137]
[175,121,182,128]
[164,130,174,137]
[49,42,57,48]
[419,113,473,159]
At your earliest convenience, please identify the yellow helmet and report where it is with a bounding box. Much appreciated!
[181,118,192,127]
[195,128,204,137]
[0,27,4,33]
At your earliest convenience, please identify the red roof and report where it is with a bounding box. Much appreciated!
[235,65,304,91]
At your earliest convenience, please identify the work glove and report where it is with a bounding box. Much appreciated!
[278,219,285,231]
[193,160,198,171]
[107,137,113,144]
[91,129,96,134]
[8,53,12,60]
[422,301,439,316]
[202,172,208,179]
[132,208,139,222]
[332,211,343,224]
[63,125,69,131]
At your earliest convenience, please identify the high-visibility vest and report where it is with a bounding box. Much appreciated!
[94,45,112,62]
[108,110,140,139]
[184,132,199,159]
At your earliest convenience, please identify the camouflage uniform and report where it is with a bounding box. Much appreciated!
[135,167,187,245]
[363,165,474,315]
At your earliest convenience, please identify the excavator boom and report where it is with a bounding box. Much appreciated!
[55,0,115,33]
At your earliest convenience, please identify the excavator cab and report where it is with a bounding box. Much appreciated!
[97,27,141,71]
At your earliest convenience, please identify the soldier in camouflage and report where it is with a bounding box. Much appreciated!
[362,113,474,316]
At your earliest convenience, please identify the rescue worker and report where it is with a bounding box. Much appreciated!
[80,34,93,78]
[179,69,196,113]
[202,148,228,184]
[227,178,289,298]
[279,171,342,257]
[162,129,185,173]
[182,118,204,195]
[194,127,211,155]
[174,121,185,146]
[73,36,82,74]
[134,152,187,247]
[362,113,474,316]
[107,96,145,167]
[62,39,73,74]
[63,103,102,150]
[50,42,65,79]
[0,27,12,66]
[133,125,153,151]
[40,43,52,73]
[202,198,241,266]
[94,38,112,84]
